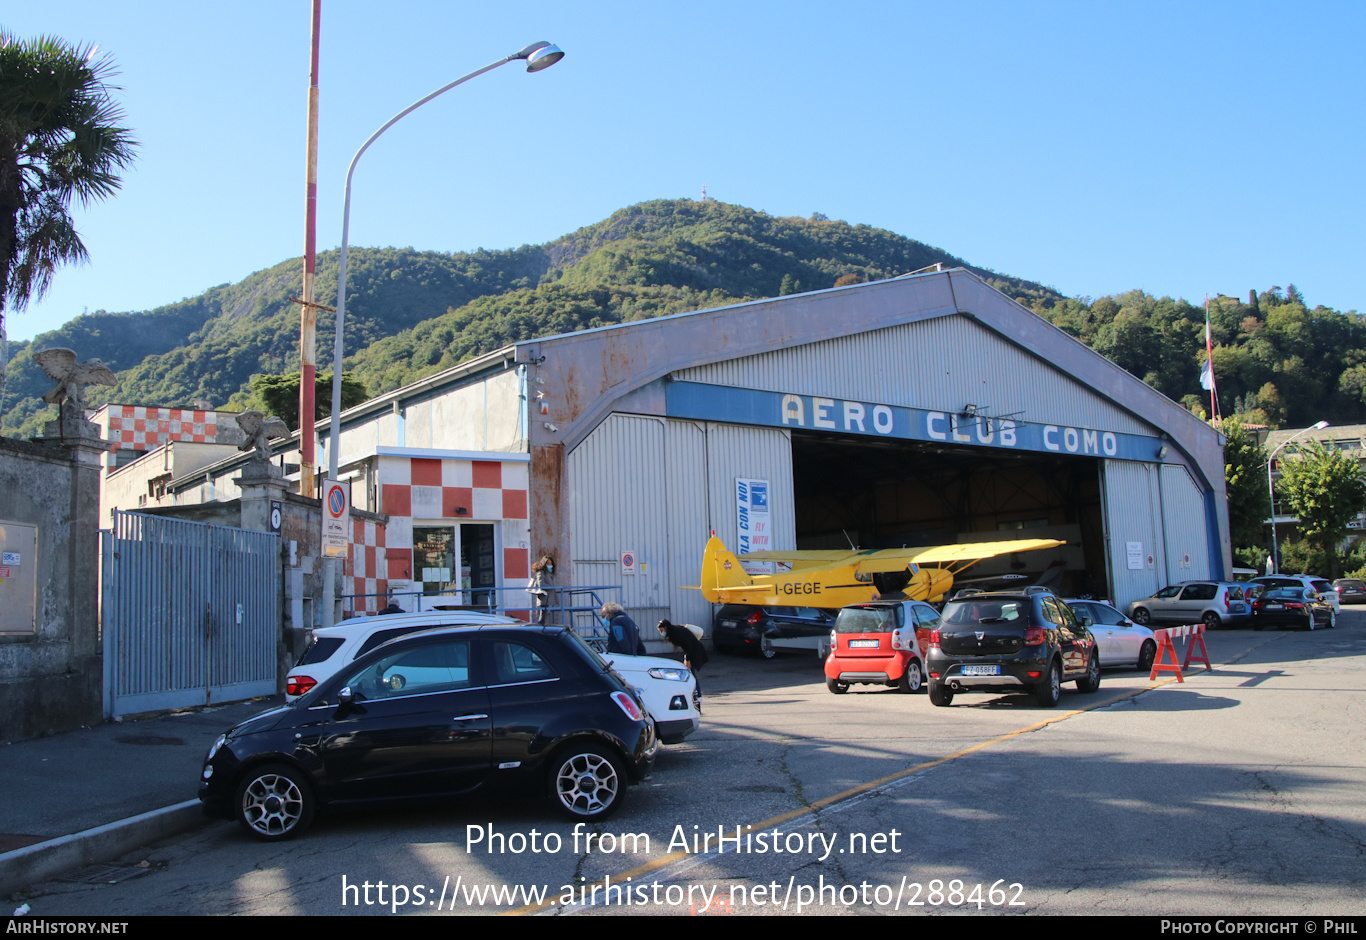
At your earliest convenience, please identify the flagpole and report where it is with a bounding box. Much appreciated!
[1204,295,1218,421]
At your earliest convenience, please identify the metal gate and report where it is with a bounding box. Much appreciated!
[102,510,279,717]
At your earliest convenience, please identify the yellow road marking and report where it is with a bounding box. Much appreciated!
[504,674,1184,915]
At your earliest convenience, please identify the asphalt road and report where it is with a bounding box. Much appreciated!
[13,613,1366,916]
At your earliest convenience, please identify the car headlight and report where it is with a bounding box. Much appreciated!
[648,667,690,681]
[206,733,227,762]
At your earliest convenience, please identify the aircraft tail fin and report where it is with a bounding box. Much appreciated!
[699,535,754,602]
[1031,559,1066,591]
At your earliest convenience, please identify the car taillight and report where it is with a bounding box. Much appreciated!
[746,610,763,625]
[286,675,316,697]
[928,629,940,648]
[1024,626,1045,646]
[611,690,644,722]
[1221,589,1228,605]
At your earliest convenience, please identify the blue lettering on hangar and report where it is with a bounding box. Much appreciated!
[664,381,1166,462]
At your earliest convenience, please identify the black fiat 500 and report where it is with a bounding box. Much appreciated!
[199,624,656,840]
[924,589,1100,708]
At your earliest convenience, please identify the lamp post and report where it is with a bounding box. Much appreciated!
[320,41,565,628]
[1266,420,1330,573]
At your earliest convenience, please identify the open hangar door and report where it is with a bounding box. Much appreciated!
[789,431,1107,600]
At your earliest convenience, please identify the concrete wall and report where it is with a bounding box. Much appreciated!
[0,434,103,742]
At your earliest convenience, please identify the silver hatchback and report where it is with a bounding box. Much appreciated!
[1128,581,1252,629]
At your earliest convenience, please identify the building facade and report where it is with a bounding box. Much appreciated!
[102,269,1231,629]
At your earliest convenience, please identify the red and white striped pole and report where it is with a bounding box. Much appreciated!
[299,0,321,497]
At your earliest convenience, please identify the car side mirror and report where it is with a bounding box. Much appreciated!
[1078,614,1094,627]
[338,686,354,707]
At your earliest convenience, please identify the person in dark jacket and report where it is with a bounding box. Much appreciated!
[656,619,708,691]
[656,619,708,673]
[601,602,646,655]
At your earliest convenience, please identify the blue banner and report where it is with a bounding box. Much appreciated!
[665,381,1164,462]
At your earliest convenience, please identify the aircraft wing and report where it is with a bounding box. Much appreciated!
[898,538,1064,565]
[737,550,858,563]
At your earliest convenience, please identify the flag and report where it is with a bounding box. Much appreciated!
[1202,296,1219,416]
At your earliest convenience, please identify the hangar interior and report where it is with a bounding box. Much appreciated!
[789,431,1105,598]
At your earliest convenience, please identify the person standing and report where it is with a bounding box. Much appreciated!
[601,601,646,655]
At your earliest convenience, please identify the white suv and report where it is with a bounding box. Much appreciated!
[287,612,700,744]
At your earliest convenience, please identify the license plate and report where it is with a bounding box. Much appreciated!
[849,639,879,648]
[1265,604,1282,609]
[721,621,737,628]
[962,665,1000,676]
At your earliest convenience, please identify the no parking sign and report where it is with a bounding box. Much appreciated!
[322,481,350,558]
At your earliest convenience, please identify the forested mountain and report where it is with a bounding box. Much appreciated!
[1037,286,1366,429]
[1,198,1361,437]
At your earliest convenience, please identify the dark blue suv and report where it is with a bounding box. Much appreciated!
[924,590,1100,708]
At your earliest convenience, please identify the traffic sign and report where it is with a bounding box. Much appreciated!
[322,481,350,558]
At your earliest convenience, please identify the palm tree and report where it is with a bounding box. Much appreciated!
[0,33,137,388]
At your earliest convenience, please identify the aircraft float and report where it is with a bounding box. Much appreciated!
[695,534,1065,608]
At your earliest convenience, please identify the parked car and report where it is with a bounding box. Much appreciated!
[288,612,699,744]
[199,624,657,839]
[1252,576,1339,612]
[1064,599,1158,672]
[1333,579,1366,605]
[1127,581,1252,629]
[924,590,1100,708]
[823,600,939,694]
[1251,587,1336,631]
[286,611,512,700]
[713,604,837,658]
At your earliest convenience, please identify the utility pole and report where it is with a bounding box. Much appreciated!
[297,0,322,498]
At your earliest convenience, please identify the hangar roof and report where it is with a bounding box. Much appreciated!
[509,268,1224,493]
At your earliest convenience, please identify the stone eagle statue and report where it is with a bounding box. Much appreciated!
[32,348,117,413]
[235,410,290,464]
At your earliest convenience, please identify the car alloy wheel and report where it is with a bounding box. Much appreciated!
[235,764,314,841]
[549,745,624,820]
[1076,652,1101,693]
[1034,660,1061,708]
[1132,608,1151,625]
[1202,611,1221,630]
[899,660,924,694]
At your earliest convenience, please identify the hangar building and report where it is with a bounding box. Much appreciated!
[106,268,1229,629]
[315,267,1230,626]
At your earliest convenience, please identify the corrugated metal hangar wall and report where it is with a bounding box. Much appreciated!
[568,415,794,630]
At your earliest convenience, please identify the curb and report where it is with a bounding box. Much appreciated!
[0,800,205,899]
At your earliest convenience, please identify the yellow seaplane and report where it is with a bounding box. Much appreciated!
[696,534,1065,608]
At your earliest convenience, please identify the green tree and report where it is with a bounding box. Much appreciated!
[1276,440,1366,575]
[246,371,369,431]
[1220,418,1270,550]
[0,34,137,386]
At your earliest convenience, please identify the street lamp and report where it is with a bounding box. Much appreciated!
[1266,419,1329,573]
[320,41,564,628]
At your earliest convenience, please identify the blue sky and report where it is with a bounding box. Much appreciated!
[5,1,1364,343]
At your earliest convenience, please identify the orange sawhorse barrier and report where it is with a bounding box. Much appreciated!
[1149,623,1211,682]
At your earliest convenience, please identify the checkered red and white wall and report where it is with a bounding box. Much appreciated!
[345,517,388,616]
[101,405,218,448]
[345,455,531,616]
